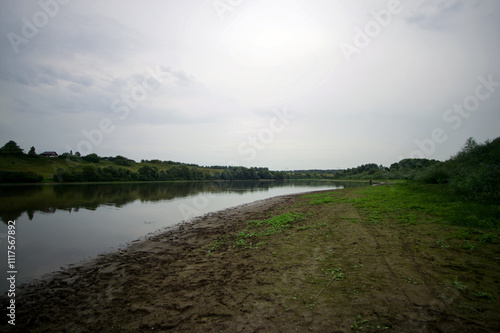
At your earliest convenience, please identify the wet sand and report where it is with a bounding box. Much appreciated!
[1,193,300,332]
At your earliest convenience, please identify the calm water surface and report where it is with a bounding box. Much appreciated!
[0,180,368,292]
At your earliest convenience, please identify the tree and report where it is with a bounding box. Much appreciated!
[28,146,37,157]
[462,137,478,154]
[82,165,99,181]
[0,140,24,155]
[110,155,133,167]
[138,165,159,181]
[0,171,43,183]
[82,153,100,163]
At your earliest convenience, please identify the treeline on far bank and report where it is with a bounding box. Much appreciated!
[52,164,291,183]
[333,137,499,203]
[1,137,499,203]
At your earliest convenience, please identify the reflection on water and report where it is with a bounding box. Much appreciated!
[0,180,369,292]
[0,180,367,223]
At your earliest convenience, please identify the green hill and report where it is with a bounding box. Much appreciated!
[1,137,499,201]
[0,142,288,183]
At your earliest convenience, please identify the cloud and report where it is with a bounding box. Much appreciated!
[405,0,465,29]
[0,0,499,169]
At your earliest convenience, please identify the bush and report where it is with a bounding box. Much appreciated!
[82,153,100,163]
[110,155,133,167]
[415,164,449,184]
[408,137,500,202]
[0,171,43,183]
[449,165,500,203]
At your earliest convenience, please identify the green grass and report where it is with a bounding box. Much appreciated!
[350,182,500,229]
[234,212,309,248]
[302,192,349,205]
[207,212,311,252]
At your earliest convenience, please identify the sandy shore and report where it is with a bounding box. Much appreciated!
[1,192,303,332]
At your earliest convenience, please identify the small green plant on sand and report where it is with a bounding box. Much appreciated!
[233,212,309,248]
[449,278,467,291]
[474,291,494,302]
[351,314,389,331]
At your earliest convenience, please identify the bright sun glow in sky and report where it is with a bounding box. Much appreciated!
[220,4,325,66]
[193,1,338,107]
[1,0,499,169]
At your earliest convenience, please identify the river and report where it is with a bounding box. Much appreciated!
[0,180,369,292]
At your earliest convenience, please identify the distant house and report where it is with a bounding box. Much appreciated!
[40,151,58,157]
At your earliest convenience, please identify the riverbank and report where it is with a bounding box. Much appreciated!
[2,183,499,332]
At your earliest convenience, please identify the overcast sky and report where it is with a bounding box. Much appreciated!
[1,0,499,170]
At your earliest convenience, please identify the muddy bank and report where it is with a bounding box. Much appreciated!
[1,187,499,332]
[0,193,301,332]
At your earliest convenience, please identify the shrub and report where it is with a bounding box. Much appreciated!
[0,171,43,183]
[415,164,449,184]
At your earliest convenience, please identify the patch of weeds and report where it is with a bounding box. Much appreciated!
[366,210,382,225]
[305,303,316,310]
[474,291,494,302]
[398,213,417,225]
[233,212,309,248]
[351,314,366,330]
[341,217,361,224]
[302,192,347,205]
[478,232,497,244]
[310,197,336,205]
[298,222,327,231]
[297,225,313,231]
[454,228,473,240]
[207,234,234,254]
[315,257,326,262]
[449,278,467,291]
[245,241,266,249]
[351,314,389,331]
[353,264,364,269]
[321,267,344,280]
[435,238,450,249]
[460,240,477,251]
[209,239,225,251]
[292,293,297,300]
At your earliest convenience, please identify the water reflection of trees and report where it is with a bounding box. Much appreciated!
[0,180,368,223]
